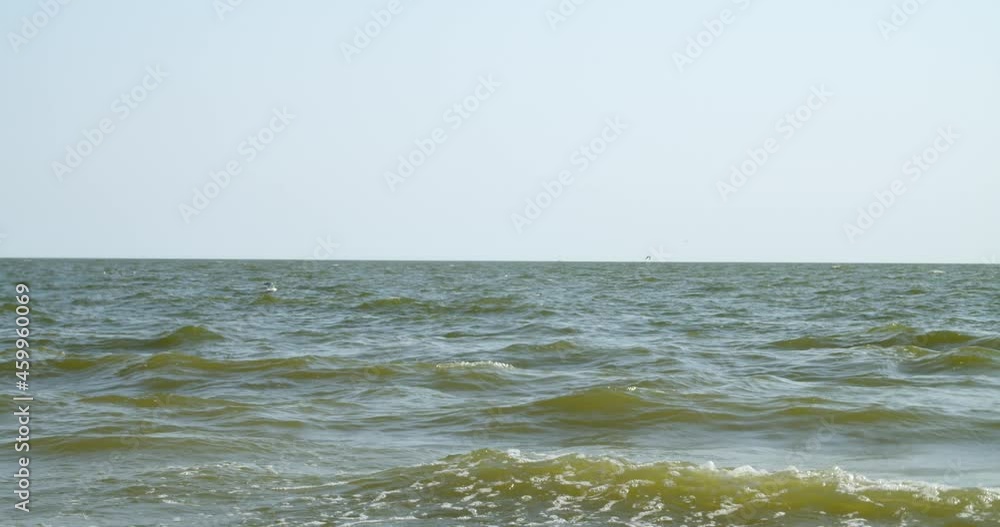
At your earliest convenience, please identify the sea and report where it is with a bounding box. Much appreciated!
[1,259,998,527]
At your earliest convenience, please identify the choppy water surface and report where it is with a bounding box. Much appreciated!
[2,260,998,526]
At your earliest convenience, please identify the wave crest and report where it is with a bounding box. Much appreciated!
[75,325,225,352]
[335,449,1000,526]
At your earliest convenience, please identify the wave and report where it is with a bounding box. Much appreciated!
[73,325,225,352]
[36,352,520,382]
[502,340,579,353]
[436,360,515,369]
[768,326,1000,377]
[528,386,656,413]
[250,294,282,305]
[119,352,313,376]
[61,395,306,433]
[33,351,319,378]
[333,449,1000,526]
[355,296,436,312]
[282,360,520,389]
[770,327,998,353]
[356,295,535,317]
[514,323,581,335]
[461,295,519,314]
[490,386,998,433]
[503,387,709,428]
[900,346,1000,374]
[871,330,981,350]
[36,434,262,455]
[766,405,927,425]
[769,335,840,350]
[279,363,402,381]
[80,393,255,413]
[41,354,132,372]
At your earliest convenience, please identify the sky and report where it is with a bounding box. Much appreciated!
[1,0,997,263]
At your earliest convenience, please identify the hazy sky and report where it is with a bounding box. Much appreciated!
[1,0,997,262]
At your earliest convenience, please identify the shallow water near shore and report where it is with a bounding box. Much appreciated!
[2,260,998,526]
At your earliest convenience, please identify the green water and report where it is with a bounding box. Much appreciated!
[2,260,998,526]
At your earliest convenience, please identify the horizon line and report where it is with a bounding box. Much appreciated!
[0,257,994,265]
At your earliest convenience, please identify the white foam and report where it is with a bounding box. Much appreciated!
[273,481,346,491]
[436,360,515,369]
[339,517,418,526]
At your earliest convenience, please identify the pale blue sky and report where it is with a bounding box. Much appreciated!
[1,0,997,262]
